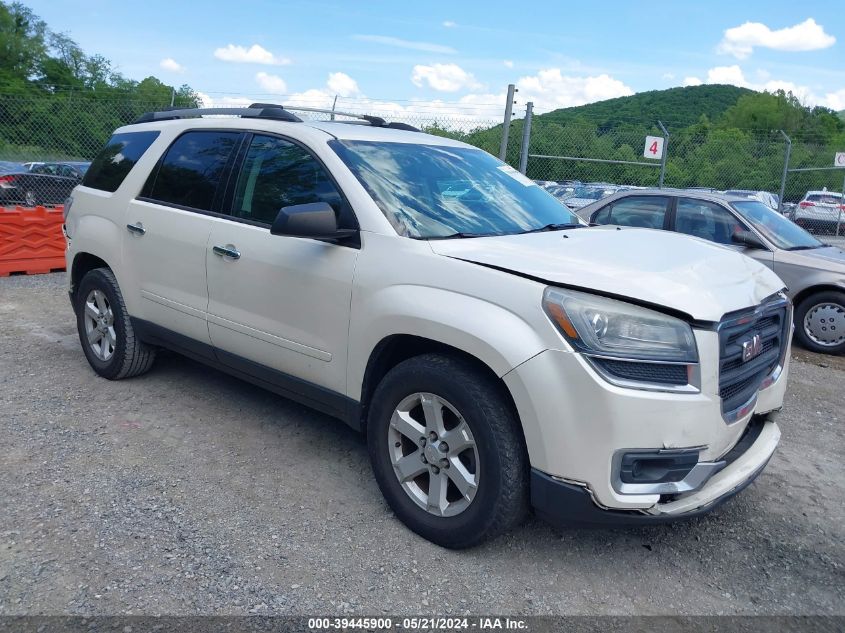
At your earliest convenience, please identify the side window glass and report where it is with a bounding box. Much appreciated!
[676,198,745,245]
[607,196,668,229]
[146,131,240,211]
[592,206,611,224]
[230,135,348,226]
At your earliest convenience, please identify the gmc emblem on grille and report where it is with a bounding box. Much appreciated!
[742,334,763,362]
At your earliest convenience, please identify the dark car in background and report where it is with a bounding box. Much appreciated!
[0,162,89,206]
[581,188,845,355]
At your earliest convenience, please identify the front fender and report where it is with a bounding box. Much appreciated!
[347,283,550,400]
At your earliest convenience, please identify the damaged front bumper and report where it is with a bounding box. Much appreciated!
[531,414,780,527]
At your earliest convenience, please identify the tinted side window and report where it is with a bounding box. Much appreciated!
[147,131,240,211]
[675,198,745,245]
[83,131,160,193]
[607,196,668,229]
[230,135,349,226]
[592,205,611,224]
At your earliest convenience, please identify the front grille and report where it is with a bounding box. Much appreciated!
[718,298,789,415]
[594,358,688,385]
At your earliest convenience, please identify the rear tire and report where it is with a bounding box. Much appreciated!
[75,268,156,379]
[367,353,529,548]
[794,290,845,355]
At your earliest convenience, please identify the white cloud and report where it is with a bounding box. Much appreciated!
[255,72,287,93]
[159,58,185,73]
[705,64,749,86]
[822,88,845,111]
[412,63,482,92]
[214,44,290,65]
[680,64,841,108]
[515,69,634,113]
[503,60,514,69]
[718,18,836,59]
[196,92,254,108]
[327,72,360,97]
[353,34,456,54]
[662,72,675,80]
[443,20,456,28]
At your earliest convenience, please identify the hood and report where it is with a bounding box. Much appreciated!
[429,226,785,322]
[788,245,845,273]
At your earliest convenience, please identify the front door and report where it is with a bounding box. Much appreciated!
[205,133,359,397]
[673,197,775,269]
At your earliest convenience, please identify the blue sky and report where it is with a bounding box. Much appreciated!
[20,0,845,118]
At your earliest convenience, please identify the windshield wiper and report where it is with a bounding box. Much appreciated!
[427,231,498,240]
[785,244,823,251]
[519,222,585,234]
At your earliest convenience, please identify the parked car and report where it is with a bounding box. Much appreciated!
[0,160,24,174]
[561,184,621,210]
[65,105,789,547]
[793,190,845,233]
[0,161,90,206]
[723,189,779,211]
[583,189,845,354]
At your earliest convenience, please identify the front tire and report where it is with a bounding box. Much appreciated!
[367,354,529,548]
[794,290,845,355]
[75,268,157,379]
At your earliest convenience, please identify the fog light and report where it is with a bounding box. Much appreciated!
[620,450,699,484]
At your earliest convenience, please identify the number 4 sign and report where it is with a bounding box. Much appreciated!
[644,136,664,160]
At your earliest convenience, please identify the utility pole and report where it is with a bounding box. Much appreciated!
[499,84,517,162]
[657,121,669,188]
[778,130,791,215]
[519,102,534,175]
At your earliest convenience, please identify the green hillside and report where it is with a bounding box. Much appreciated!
[539,84,753,128]
[429,86,845,196]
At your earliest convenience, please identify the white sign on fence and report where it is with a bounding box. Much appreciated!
[835,152,845,167]
[644,136,664,160]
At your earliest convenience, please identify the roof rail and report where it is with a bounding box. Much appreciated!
[133,105,302,124]
[251,103,421,132]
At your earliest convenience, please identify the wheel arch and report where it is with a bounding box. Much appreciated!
[358,334,525,441]
[792,283,845,309]
[70,252,111,302]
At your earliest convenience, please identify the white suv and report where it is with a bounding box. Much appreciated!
[64,105,790,548]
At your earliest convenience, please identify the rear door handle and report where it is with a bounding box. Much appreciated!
[126,222,146,235]
[212,244,240,260]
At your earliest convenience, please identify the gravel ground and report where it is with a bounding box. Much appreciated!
[0,272,843,616]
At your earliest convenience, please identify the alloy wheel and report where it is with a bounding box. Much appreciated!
[387,392,479,517]
[83,289,116,361]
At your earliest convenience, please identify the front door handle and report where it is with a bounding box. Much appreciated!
[126,222,146,235]
[212,244,241,260]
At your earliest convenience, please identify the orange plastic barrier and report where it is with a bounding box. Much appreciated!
[0,205,66,276]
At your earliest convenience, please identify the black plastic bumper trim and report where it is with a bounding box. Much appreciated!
[530,455,770,528]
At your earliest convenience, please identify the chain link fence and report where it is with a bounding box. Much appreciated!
[1,92,843,236]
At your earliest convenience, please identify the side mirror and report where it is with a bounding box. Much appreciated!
[732,229,767,250]
[270,202,356,241]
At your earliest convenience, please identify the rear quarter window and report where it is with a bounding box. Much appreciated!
[82,131,160,192]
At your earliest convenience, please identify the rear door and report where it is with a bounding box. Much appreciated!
[123,130,243,348]
[205,132,359,399]
[591,195,670,229]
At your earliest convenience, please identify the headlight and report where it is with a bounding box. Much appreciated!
[542,287,698,362]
